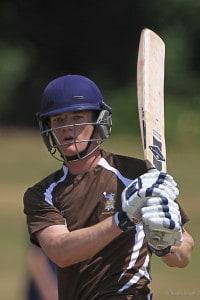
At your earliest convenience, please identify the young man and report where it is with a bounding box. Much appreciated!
[24,75,194,300]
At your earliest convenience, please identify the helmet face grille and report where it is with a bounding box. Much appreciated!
[38,111,112,162]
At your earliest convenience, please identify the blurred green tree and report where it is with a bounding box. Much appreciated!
[0,0,199,129]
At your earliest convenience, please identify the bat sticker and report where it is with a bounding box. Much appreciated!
[149,145,165,162]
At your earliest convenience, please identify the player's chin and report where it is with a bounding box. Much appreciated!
[60,146,77,156]
[60,143,88,156]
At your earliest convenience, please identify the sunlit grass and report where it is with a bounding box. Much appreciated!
[0,129,199,300]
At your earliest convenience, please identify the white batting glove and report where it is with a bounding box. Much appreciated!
[141,197,183,254]
[121,170,179,222]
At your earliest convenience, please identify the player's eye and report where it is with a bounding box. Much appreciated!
[72,115,84,122]
[57,117,64,123]
[51,116,65,124]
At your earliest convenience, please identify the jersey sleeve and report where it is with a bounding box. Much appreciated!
[24,186,66,246]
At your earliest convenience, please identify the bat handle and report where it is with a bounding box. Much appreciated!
[147,167,158,173]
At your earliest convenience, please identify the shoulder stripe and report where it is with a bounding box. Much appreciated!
[98,157,133,186]
[44,165,68,206]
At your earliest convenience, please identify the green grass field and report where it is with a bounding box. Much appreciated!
[0,129,199,300]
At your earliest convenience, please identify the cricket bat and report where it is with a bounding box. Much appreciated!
[122,28,166,225]
[137,28,167,248]
[137,28,166,171]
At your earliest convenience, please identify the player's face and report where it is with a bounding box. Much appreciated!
[50,111,94,157]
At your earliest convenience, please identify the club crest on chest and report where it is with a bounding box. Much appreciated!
[101,192,116,215]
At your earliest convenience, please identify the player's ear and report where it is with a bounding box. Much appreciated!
[45,117,51,128]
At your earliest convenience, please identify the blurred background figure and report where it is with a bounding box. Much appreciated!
[25,245,58,300]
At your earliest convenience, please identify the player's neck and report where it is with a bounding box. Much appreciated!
[65,149,102,175]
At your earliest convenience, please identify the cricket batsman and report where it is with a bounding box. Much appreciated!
[24,75,194,299]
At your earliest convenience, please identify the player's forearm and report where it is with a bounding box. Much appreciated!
[162,231,194,268]
[38,216,122,268]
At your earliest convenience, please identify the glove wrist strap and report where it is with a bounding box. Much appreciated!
[148,244,171,257]
[114,211,135,232]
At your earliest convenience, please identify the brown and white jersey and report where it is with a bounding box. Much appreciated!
[24,150,189,300]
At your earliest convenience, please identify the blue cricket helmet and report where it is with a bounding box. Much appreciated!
[39,74,111,118]
[37,74,112,162]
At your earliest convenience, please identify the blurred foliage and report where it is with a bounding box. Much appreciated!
[106,85,200,148]
[0,46,32,115]
[0,3,200,299]
[0,0,200,131]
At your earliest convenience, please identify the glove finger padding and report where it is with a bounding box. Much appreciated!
[145,197,179,208]
[123,171,163,197]
[156,181,179,198]
[141,196,183,250]
[140,171,177,189]
[143,217,181,232]
[121,171,179,224]
[129,170,167,190]
[142,205,180,217]
[141,197,182,230]
[141,201,180,215]
[145,186,178,200]
[137,187,178,201]
[142,211,181,224]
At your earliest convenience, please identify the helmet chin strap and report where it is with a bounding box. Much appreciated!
[64,140,93,162]
[51,138,102,164]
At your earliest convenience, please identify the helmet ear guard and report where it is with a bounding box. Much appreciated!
[96,110,112,140]
[36,112,57,155]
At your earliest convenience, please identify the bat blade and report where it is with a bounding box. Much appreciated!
[137,28,166,172]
